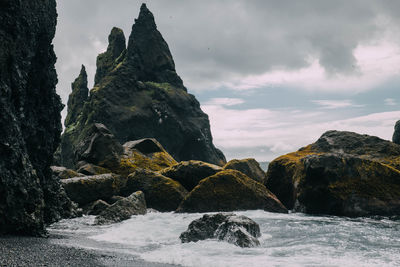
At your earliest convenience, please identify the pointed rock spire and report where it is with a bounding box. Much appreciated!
[65,65,88,127]
[127,3,183,87]
[94,27,126,85]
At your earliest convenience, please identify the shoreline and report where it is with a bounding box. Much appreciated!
[0,233,180,267]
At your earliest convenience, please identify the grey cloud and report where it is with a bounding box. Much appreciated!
[54,0,400,118]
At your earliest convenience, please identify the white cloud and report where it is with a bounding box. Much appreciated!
[204,98,245,106]
[311,99,364,109]
[202,102,400,161]
[384,98,396,106]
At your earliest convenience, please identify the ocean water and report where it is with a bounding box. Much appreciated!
[48,210,400,266]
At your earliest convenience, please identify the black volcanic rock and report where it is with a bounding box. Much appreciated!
[0,0,75,235]
[266,130,400,216]
[64,65,88,127]
[393,120,400,144]
[94,27,126,85]
[60,3,226,167]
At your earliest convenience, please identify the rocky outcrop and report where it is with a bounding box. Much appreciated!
[266,130,400,216]
[123,169,188,211]
[160,160,222,191]
[83,200,110,216]
[0,0,75,235]
[180,213,261,248]
[61,174,125,205]
[64,65,88,127]
[60,3,226,168]
[95,191,146,225]
[94,27,126,85]
[176,170,288,213]
[393,120,400,144]
[223,158,266,183]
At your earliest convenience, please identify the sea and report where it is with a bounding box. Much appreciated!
[48,210,400,266]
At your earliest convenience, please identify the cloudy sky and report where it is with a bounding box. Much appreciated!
[55,0,400,161]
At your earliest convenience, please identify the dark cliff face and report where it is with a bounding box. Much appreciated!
[60,3,226,167]
[0,0,73,235]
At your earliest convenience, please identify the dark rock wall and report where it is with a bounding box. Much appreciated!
[0,0,72,235]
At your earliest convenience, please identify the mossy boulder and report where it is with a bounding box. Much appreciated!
[123,169,188,211]
[76,163,111,176]
[176,170,287,213]
[61,174,126,205]
[160,160,222,191]
[112,140,177,176]
[266,130,400,216]
[223,158,266,183]
[95,191,146,225]
[51,166,84,180]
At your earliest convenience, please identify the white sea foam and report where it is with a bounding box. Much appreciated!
[49,210,400,267]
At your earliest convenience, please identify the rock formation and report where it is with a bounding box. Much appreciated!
[223,158,266,183]
[60,3,226,168]
[180,213,261,248]
[176,170,288,213]
[266,130,400,216]
[393,120,400,144]
[0,0,75,235]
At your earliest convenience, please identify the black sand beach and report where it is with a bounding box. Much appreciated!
[0,234,179,267]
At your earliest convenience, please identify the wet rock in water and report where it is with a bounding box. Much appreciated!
[223,158,266,183]
[123,169,188,211]
[59,3,226,168]
[61,174,125,205]
[51,166,84,180]
[95,191,146,225]
[266,130,400,216]
[176,170,287,213]
[160,160,222,191]
[180,213,261,248]
[83,200,110,215]
[0,0,75,235]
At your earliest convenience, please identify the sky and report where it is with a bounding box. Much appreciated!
[54,0,400,162]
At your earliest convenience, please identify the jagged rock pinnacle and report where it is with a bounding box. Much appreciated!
[127,3,183,87]
[65,65,88,127]
[94,27,126,85]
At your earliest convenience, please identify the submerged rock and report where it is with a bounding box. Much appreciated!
[176,170,288,213]
[266,130,400,216]
[160,160,222,191]
[223,158,266,183]
[0,0,74,235]
[180,213,261,248]
[95,191,146,225]
[59,3,226,168]
[123,169,188,211]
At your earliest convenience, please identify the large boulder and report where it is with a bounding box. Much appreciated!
[95,191,146,225]
[74,123,124,169]
[176,170,287,213]
[115,139,177,176]
[123,169,188,211]
[0,0,75,235]
[51,166,84,180]
[223,158,266,183]
[61,174,125,205]
[59,3,226,168]
[266,130,400,216]
[160,160,222,191]
[393,120,400,144]
[180,213,261,248]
